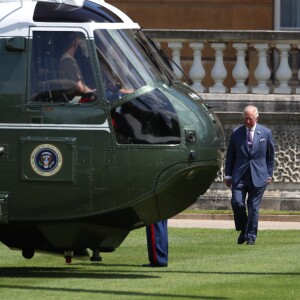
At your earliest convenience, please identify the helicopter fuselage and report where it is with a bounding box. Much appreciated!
[0,0,224,260]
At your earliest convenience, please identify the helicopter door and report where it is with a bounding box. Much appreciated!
[8,28,114,221]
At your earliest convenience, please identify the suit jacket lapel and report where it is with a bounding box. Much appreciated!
[252,124,261,151]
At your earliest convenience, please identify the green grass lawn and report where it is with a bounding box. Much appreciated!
[0,227,299,300]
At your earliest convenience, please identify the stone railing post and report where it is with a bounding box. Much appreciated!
[168,42,183,79]
[252,43,271,94]
[231,43,249,93]
[209,43,227,93]
[189,42,206,92]
[274,43,292,94]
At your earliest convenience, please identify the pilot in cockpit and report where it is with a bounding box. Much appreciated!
[58,32,95,101]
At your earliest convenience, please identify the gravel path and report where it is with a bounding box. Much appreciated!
[169,218,300,230]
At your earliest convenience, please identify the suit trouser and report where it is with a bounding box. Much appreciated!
[231,170,266,242]
[146,220,168,265]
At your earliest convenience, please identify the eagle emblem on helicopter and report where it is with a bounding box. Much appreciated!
[30,144,63,176]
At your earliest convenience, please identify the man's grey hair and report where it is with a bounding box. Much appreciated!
[243,105,259,118]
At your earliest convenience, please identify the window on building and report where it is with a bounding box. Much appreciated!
[279,0,300,30]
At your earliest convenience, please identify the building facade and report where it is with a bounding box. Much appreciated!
[107,0,273,30]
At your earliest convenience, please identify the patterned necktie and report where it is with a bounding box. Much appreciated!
[247,130,253,148]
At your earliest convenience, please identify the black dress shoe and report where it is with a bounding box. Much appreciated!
[237,231,246,244]
[142,263,167,268]
[246,240,255,245]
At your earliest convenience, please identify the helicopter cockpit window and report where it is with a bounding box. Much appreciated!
[111,89,181,145]
[30,31,96,104]
[94,29,166,102]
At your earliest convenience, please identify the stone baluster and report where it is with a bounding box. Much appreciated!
[209,43,227,93]
[231,43,249,93]
[274,44,292,94]
[252,44,271,94]
[189,43,206,93]
[168,42,183,79]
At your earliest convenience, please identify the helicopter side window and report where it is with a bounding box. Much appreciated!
[111,89,181,145]
[94,29,170,103]
[30,31,96,103]
[96,50,135,102]
[94,30,145,102]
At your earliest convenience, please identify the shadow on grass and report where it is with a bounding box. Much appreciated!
[0,283,228,299]
[0,267,158,279]
[75,263,300,276]
[1,266,299,278]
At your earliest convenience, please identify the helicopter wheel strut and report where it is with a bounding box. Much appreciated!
[64,250,73,263]
[90,249,102,262]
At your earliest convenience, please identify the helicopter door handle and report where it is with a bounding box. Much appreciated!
[0,146,4,156]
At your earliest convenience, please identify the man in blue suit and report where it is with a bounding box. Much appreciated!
[224,105,275,245]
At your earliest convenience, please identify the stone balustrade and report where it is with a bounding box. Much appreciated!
[145,30,300,95]
[146,29,300,211]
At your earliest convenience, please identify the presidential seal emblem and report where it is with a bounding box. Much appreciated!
[30,144,63,176]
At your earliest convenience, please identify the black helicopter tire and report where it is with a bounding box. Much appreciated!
[22,248,35,259]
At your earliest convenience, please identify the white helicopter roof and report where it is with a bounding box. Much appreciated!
[0,0,139,36]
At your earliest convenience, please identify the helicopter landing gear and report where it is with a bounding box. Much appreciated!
[90,249,102,262]
[22,248,35,259]
[64,250,73,263]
